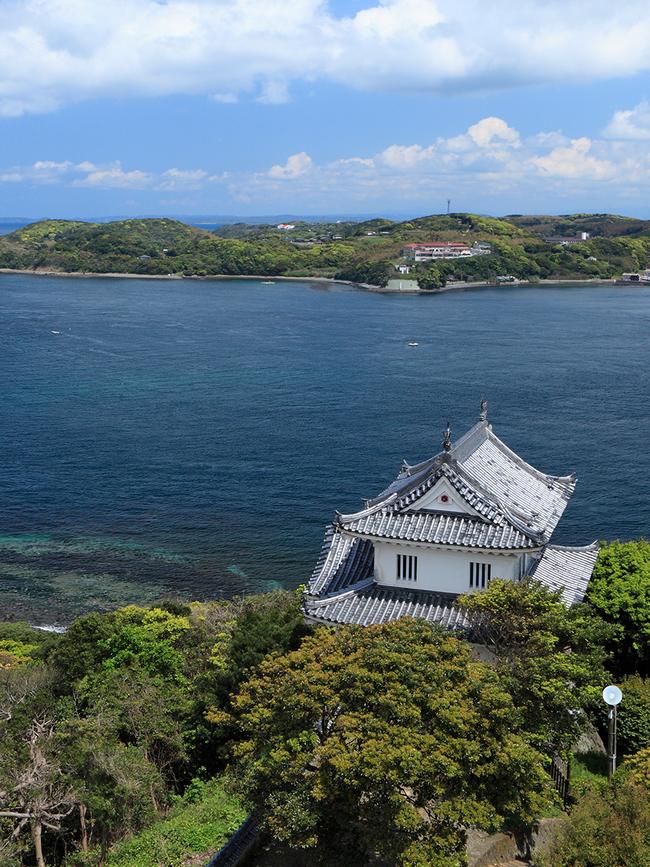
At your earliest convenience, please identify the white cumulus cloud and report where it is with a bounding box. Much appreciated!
[73,164,153,189]
[467,117,520,149]
[1,1,650,116]
[604,100,650,140]
[532,138,615,180]
[268,152,313,179]
[6,111,650,209]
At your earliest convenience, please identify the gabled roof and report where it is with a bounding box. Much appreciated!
[345,420,575,546]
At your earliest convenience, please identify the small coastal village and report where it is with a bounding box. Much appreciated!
[4,211,650,293]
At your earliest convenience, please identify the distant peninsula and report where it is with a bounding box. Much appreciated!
[1,212,649,289]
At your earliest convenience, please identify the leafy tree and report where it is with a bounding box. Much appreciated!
[457,579,610,754]
[50,611,119,690]
[0,622,57,669]
[230,620,549,867]
[616,676,650,758]
[79,664,191,786]
[56,711,165,858]
[587,540,650,676]
[335,259,393,287]
[540,772,650,867]
[199,590,309,769]
[623,746,650,788]
[417,266,446,289]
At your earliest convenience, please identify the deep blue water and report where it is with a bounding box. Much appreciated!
[0,222,29,236]
[1,274,649,624]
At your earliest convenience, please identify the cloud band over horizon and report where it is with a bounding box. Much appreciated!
[2,0,650,117]
[4,110,650,214]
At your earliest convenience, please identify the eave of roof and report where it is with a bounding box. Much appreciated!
[341,509,537,550]
[309,525,374,596]
[304,583,468,630]
[531,542,599,605]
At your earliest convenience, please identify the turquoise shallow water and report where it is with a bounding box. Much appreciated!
[1,274,649,624]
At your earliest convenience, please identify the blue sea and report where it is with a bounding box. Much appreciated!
[1,274,649,625]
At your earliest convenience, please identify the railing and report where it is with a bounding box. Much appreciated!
[548,756,572,809]
[206,814,260,867]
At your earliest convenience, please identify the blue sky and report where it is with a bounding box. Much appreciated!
[3,0,650,218]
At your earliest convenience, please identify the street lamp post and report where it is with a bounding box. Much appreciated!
[602,684,623,780]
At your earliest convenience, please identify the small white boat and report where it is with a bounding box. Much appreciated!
[51,330,60,334]
[261,280,275,284]
[407,341,419,347]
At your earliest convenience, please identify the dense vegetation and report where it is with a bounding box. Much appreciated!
[0,542,649,865]
[587,539,650,676]
[229,619,550,866]
[0,592,307,866]
[540,754,650,867]
[2,212,650,287]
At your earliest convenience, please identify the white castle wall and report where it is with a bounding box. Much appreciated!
[373,539,523,595]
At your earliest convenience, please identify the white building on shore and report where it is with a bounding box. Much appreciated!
[304,401,598,628]
[402,242,492,262]
[402,242,473,261]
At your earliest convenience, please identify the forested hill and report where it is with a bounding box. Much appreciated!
[2,212,650,286]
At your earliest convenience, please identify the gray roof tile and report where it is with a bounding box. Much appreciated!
[531,543,599,604]
[304,584,467,629]
[341,509,536,550]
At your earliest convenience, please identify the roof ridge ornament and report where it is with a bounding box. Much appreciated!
[442,422,452,452]
[479,397,488,422]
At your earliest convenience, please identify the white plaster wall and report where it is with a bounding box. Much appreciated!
[373,540,522,595]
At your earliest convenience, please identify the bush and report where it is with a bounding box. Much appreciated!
[540,773,650,867]
[588,540,650,676]
[417,265,446,289]
[67,778,246,867]
[617,677,650,758]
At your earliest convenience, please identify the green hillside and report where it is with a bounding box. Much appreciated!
[1,212,649,286]
[504,213,650,239]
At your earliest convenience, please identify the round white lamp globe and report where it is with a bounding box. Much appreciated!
[602,685,623,706]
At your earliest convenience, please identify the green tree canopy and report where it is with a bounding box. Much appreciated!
[616,676,650,759]
[540,772,650,867]
[457,579,610,754]
[417,265,446,290]
[587,540,650,676]
[230,619,549,867]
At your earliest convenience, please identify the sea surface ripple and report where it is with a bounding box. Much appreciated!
[1,274,648,624]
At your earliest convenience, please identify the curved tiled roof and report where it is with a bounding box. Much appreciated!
[304,413,591,631]
[453,424,575,542]
[309,525,374,595]
[304,584,468,630]
[531,543,599,605]
[341,509,536,550]
[361,421,575,543]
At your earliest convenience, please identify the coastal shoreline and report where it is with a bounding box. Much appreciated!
[0,267,374,291]
[0,267,620,294]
